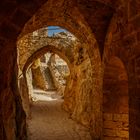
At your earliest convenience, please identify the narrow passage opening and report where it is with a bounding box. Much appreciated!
[30,52,70,102]
[17,26,92,140]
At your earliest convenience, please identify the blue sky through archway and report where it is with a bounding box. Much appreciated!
[47,26,67,36]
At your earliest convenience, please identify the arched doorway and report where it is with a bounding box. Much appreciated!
[18,27,94,139]
[24,49,71,102]
[19,5,102,137]
[103,56,129,139]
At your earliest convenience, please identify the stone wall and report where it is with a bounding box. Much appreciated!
[63,44,94,128]
[43,67,57,90]
[0,1,47,139]
[0,41,27,140]
[31,59,47,90]
[103,113,129,140]
[18,76,31,118]
[26,69,34,100]
[47,54,69,94]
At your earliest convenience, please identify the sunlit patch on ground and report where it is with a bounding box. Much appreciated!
[32,89,62,102]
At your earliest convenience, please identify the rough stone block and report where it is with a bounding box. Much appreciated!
[103,120,122,129]
[103,129,117,137]
[104,136,122,140]
[113,114,128,122]
[103,113,113,121]
[117,130,129,138]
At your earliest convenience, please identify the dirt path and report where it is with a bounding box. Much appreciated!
[27,90,92,140]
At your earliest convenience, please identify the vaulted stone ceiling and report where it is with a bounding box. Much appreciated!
[0,0,119,40]
[0,0,47,40]
[77,0,114,56]
[16,0,120,57]
[0,0,118,57]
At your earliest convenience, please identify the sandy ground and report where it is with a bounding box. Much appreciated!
[27,90,92,140]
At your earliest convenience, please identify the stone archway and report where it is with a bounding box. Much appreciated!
[23,45,73,74]
[103,56,129,139]
[21,39,94,140]
[17,29,75,72]
[18,1,102,137]
[24,45,73,94]
[0,1,139,140]
[18,23,101,139]
[18,43,73,117]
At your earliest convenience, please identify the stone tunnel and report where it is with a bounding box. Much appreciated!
[0,0,140,140]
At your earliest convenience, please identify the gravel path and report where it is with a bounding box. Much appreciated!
[27,91,92,140]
